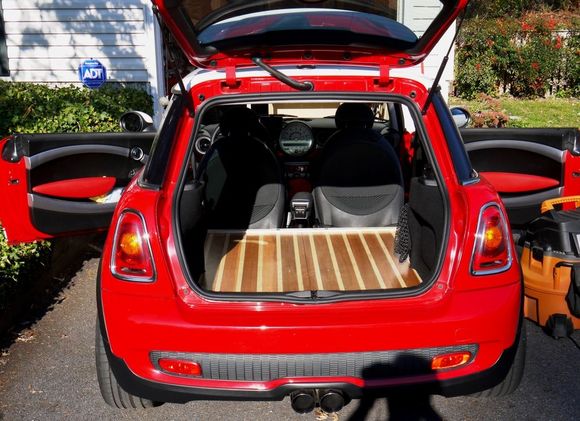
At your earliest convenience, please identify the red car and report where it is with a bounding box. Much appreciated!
[0,0,541,413]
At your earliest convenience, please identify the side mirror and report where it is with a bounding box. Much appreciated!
[450,107,471,129]
[120,111,155,132]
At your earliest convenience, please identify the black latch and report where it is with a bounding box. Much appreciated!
[1,136,24,163]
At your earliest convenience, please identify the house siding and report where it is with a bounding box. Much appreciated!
[0,0,165,120]
[1,0,152,83]
[400,0,455,99]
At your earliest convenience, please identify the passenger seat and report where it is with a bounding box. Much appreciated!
[312,103,404,227]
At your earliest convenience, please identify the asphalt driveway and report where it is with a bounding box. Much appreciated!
[1,256,579,421]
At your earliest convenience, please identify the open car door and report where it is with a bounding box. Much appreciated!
[0,132,155,244]
[461,128,580,228]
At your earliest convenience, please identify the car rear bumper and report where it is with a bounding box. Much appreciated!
[100,320,522,403]
[98,273,522,402]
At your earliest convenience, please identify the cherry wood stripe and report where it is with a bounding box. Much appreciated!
[345,234,382,290]
[280,234,299,292]
[293,235,305,291]
[341,233,366,290]
[308,234,325,291]
[359,233,387,289]
[240,237,260,293]
[276,233,283,292]
[257,235,264,292]
[374,232,406,288]
[261,235,279,292]
[212,233,230,292]
[326,234,345,291]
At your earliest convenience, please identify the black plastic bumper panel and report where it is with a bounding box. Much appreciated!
[150,345,478,382]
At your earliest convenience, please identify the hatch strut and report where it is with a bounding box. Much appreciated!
[153,5,195,117]
[422,7,468,115]
[252,57,314,91]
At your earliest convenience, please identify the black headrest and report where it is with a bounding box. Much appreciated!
[335,103,375,130]
[219,106,260,137]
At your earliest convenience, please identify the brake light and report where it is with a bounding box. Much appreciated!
[431,352,472,370]
[111,211,155,281]
[471,203,512,275]
[158,359,202,377]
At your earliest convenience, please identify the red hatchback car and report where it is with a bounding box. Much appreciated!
[0,0,527,414]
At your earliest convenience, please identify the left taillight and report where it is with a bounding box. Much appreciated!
[471,203,512,275]
[111,210,155,282]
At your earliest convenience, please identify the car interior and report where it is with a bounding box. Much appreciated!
[178,99,447,297]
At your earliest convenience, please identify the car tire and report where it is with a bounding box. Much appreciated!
[95,323,160,409]
[472,321,527,398]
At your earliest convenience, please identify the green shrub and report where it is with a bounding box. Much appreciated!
[456,12,579,99]
[0,82,153,136]
[0,229,51,310]
[0,230,50,282]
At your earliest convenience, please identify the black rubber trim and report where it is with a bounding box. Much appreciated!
[433,93,474,184]
[15,132,155,157]
[172,92,451,304]
[141,95,185,188]
[461,128,580,155]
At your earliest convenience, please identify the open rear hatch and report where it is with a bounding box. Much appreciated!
[176,97,449,301]
[153,0,468,68]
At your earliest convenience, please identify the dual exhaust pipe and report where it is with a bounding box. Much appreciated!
[290,389,347,414]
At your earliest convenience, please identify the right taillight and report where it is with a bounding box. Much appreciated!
[471,203,512,275]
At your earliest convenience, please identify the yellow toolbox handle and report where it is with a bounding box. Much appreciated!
[541,196,580,213]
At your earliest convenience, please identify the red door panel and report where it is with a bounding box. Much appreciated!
[0,133,155,244]
[462,128,580,227]
[479,172,559,194]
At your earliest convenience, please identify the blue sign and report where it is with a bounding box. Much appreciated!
[78,59,107,89]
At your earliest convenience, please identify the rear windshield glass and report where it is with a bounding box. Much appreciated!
[184,0,452,49]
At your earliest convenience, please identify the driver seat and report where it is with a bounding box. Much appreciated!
[197,107,285,229]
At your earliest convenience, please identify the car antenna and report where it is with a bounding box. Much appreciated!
[422,7,468,115]
[153,6,195,117]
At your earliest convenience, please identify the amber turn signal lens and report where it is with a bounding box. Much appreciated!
[431,352,472,370]
[484,224,503,252]
[119,232,142,257]
[158,359,202,377]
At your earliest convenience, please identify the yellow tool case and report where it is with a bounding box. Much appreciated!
[521,197,580,337]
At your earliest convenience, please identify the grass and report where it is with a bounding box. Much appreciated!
[449,97,579,128]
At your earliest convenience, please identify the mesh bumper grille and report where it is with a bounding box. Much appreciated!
[150,345,478,381]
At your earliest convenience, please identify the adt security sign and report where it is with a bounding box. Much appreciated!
[78,59,107,89]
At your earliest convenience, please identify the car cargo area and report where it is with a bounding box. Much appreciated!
[201,228,421,293]
[177,98,447,297]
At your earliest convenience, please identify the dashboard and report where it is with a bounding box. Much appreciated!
[194,116,387,161]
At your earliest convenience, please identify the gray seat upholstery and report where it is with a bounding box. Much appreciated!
[197,107,285,229]
[313,103,404,227]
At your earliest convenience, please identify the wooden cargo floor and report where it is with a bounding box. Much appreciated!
[202,228,421,293]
